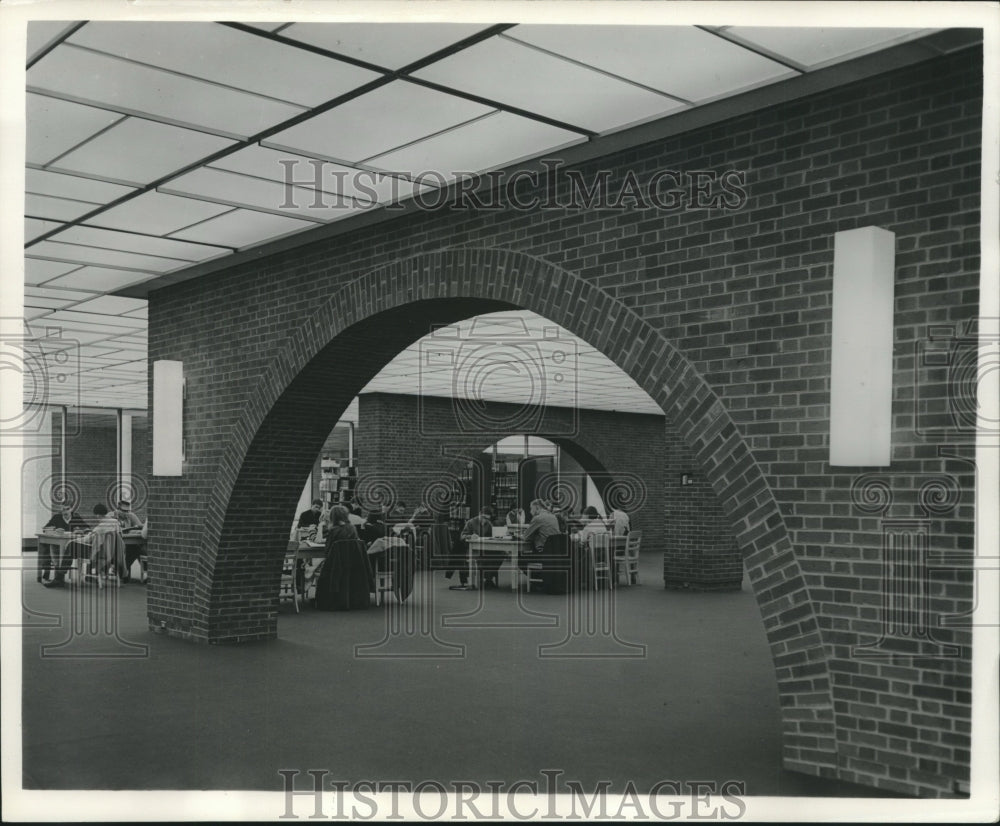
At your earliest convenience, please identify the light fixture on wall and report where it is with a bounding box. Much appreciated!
[681,473,694,487]
[153,360,184,476]
[829,226,895,466]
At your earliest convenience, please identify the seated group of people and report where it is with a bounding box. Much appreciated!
[292,499,428,608]
[41,500,147,588]
[446,499,631,591]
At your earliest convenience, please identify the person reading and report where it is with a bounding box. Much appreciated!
[39,505,90,583]
[517,499,561,574]
[457,506,501,590]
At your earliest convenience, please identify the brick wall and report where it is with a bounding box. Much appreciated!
[358,392,670,555]
[51,411,117,519]
[146,48,981,795]
[663,428,743,590]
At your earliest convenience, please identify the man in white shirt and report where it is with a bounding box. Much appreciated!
[609,507,630,537]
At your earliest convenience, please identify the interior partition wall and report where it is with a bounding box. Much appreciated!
[144,47,980,796]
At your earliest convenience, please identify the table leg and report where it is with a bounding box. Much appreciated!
[511,544,518,591]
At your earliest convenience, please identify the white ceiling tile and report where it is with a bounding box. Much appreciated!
[26,285,97,303]
[27,21,79,63]
[26,168,137,203]
[39,310,146,331]
[29,45,304,138]
[26,92,123,165]
[240,23,288,33]
[42,265,154,292]
[161,167,371,223]
[25,192,98,222]
[281,22,491,70]
[168,208,315,248]
[414,37,685,133]
[29,240,191,272]
[26,217,62,242]
[366,111,582,181]
[66,295,147,315]
[265,80,494,163]
[507,25,792,102]
[70,21,382,108]
[25,296,75,310]
[25,258,84,286]
[208,144,431,205]
[724,27,926,69]
[52,225,230,262]
[51,118,236,186]
[86,190,235,235]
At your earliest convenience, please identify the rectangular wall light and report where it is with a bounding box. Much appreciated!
[153,360,184,476]
[829,226,895,466]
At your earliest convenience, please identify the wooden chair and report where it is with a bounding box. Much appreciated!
[374,563,394,606]
[614,530,642,586]
[278,549,300,613]
[588,532,612,590]
[90,529,125,589]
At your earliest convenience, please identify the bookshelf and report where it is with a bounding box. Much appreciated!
[319,457,357,507]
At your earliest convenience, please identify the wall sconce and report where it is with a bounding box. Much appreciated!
[681,473,694,487]
[829,226,895,466]
[153,360,184,476]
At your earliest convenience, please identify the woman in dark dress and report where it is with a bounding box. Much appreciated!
[314,505,372,610]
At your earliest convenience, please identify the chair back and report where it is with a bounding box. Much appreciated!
[589,532,611,565]
[625,530,642,561]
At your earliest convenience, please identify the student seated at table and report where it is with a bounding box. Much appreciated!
[44,504,122,588]
[39,505,90,583]
[456,506,502,589]
[114,498,144,532]
[297,499,325,530]
[573,506,609,545]
[517,499,561,572]
[347,502,365,527]
[505,507,526,528]
[43,504,90,533]
[608,507,631,537]
[323,505,359,545]
[358,510,388,546]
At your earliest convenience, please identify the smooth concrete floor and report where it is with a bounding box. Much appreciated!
[19,555,887,798]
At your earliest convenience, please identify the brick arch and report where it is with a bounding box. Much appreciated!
[190,247,835,771]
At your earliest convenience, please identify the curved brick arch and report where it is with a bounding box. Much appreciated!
[191,248,835,773]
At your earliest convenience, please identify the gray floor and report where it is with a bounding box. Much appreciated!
[21,555,881,797]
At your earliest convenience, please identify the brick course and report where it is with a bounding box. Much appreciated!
[146,48,980,795]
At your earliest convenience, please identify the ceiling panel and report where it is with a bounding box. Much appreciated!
[68,22,382,108]
[280,22,491,70]
[28,45,305,138]
[414,36,685,133]
[25,218,62,242]
[506,25,793,102]
[160,167,372,222]
[51,225,230,262]
[723,27,930,68]
[366,111,583,182]
[25,167,137,204]
[51,117,236,185]
[25,285,97,303]
[168,208,316,249]
[27,21,79,63]
[24,258,83,286]
[29,240,186,272]
[26,92,123,166]
[37,309,146,330]
[264,80,495,163]
[208,144,432,205]
[41,265,154,292]
[67,295,147,315]
[24,192,97,222]
[86,190,235,235]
